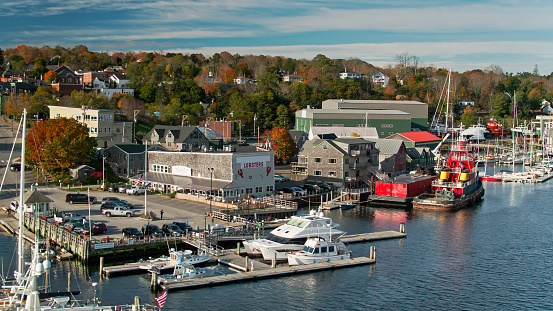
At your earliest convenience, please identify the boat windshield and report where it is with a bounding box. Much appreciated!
[266,234,304,244]
[286,218,310,228]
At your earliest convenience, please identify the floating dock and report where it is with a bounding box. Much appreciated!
[102,229,405,277]
[161,257,375,291]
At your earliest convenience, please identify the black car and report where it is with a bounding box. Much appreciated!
[141,224,164,236]
[122,227,144,238]
[102,197,121,204]
[161,224,185,236]
[9,163,21,172]
[301,184,319,193]
[66,193,97,204]
[173,221,194,233]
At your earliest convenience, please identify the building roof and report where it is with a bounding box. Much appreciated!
[21,190,54,204]
[323,99,427,106]
[393,131,441,142]
[365,138,404,155]
[406,147,421,160]
[111,144,149,154]
[302,108,410,115]
[145,125,205,143]
[309,126,379,140]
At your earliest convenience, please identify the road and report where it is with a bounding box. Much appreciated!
[0,118,217,238]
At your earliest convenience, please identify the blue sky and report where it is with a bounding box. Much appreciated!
[2,0,553,74]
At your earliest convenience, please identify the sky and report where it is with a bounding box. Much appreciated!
[2,0,553,75]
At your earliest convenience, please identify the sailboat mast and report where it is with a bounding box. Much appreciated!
[512,92,516,174]
[17,109,26,282]
[445,70,451,133]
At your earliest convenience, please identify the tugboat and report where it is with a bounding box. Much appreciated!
[412,139,484,211]
[486,117,510,137]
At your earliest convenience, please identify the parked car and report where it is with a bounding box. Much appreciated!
[315,182,333,192]
[161,224,185,236]
[102,197,121,204]
[54,212,86,224]
[102,206,135,217]
[209,223,225,234]
[290,187,307,196]
[118,185,131,193]
[64,218,86,231]
[126,187,146,195]
[9,163,21,172]
[300,184,319,193]
[122,227,144,238]
[108,183,126,193]
[141,224,164,236]
[173,221,194,233]
[75,222,108,235]
[65,193,97,204]
[274,175,287,182]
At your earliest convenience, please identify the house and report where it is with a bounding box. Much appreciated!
[385,131,442,150]
[339,69,364,80]
[293,138,379,188]
[288,130,308,151]
[143,125,211,151]
[234,77,255,85]
[129,149,275,198]
[372,72,389,87]
[198,120,237,142]
[109,73,130,88]
[104,144,166,179]
[48,105,133,145]
[98,88,135,99]
[69,165,96,181]
[366,138,408,177]
[14,190,54,217]
[283,74,302,83]
[92,77,108,89]
[457,100,475,114]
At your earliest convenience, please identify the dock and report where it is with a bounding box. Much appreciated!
[341,230,406,243]
[102,229,405,277]
[161,257,375,291]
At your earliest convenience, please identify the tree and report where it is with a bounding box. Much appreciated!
[262,128,297,161]
[460,106,478,127]
[44,70,59,83]
[31,86,59,116]
[25,118,97,171]
[4,94,33,118]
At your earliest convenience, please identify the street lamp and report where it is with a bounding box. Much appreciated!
[208,167,214,226]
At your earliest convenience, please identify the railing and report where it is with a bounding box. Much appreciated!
[350,150,367,156]
[349,162,368,169]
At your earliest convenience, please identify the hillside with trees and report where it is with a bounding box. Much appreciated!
[2,45,552,132]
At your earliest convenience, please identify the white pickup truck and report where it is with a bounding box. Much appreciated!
[126,186,146,195]
[101,206,135,217]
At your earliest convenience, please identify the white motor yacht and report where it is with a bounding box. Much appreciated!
[242,210,343,261]
[138,249,211,272]
[287,237,351,266]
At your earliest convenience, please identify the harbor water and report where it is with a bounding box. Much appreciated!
[2,178,553,310]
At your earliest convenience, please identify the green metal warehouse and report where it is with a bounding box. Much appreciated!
[295,108,412,137]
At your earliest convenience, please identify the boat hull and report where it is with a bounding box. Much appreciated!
[412,184,485,211]
[287,253,351,266]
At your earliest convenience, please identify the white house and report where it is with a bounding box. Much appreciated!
[110,74,130,88]
[339,69,364,80]
[372,72,389,87]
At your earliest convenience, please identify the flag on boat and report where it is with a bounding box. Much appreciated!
[155,290,168,308]
[134,174,143,187]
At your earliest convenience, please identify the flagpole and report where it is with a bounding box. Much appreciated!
[144,141,147,216]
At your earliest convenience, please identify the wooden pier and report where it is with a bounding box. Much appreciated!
[341,230,406,243]
[161,257,375,291]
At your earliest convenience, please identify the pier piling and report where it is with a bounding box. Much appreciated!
[370,246,376,260]
[150,270,159,291]
[399,222,405,234]
[245,256,249,272]
[236,242,240,255]
[99,257,104,278]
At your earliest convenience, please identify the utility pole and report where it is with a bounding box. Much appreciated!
[133,110,140,144]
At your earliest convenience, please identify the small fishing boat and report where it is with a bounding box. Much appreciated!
[287,237,351,266]
[340,201,358,210]
[157,264,216,285]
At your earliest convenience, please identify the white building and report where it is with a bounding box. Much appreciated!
[99,88,135,99]
[48,105,133,144]
[283,74,302,83]
[372,72,389,87]
[339,70,364,80]
[138,149,275,200]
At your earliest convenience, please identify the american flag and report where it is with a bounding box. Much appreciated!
[154,290,168,308]
[134,174,143,187]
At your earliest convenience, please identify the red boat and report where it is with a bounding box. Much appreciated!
[481,175,502,182]
[412,139,485,211]
[486,117,511,137]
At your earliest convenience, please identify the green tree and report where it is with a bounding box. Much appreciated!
[25,118,96,171]
[31,86,59,116]
[460,106,478,127]
[491,93,511,119]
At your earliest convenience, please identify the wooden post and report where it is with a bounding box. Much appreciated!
[370,246,376,260]
[237,242,241,255]
[67,272,71,292]
[150,270,158,291]
[399,222,405,234]
[99,257,104,279]
[245,256,249,272]
[272,252,277,268]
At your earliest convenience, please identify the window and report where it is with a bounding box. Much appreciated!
[329,158,337,164]
[381,124,393,128]
[381,132,384,135]
[328,171,337,177]
[323,144,327,150]
[314,158,322,163]
[255,186,263,193]
[314,170,322,176]
[266,185,274,192]
[246,188,253,194]
[153,164,169,173]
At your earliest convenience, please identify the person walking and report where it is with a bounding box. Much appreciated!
[160,209,164,220]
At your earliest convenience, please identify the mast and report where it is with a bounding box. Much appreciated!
[512,92,516,174]
[445,70,451,133]
[17,109,26,283]
[144,141,148,216]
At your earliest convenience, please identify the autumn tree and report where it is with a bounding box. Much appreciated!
[460,106,478,127]
[262,128,297,161]
[4,94,33,118]
[44,70,59,83]
[25,118,96,171]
